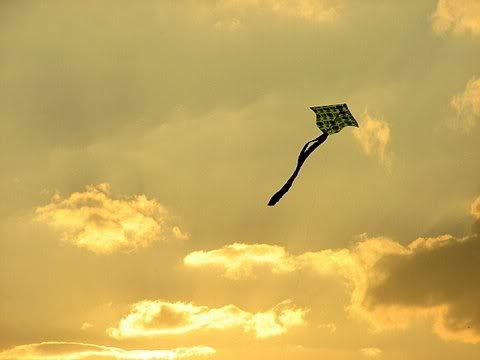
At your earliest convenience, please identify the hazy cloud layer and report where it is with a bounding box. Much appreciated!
[450,77,480,132]
[185,197,480,343]
[1,1,480,359]
[432,0,480,36]
[108,299,306,339]
[0,342,215,360]
[35,184,188,254]
[352,111,393,168]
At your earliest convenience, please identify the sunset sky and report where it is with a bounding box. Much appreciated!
[1,1,480,359]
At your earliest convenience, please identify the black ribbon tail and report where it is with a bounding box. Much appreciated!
[267,133,328,206]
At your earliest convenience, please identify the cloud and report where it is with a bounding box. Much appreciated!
[317,322,337,334]
[107,299,307,339]
[213,0,344,24]
[212,18,244,32]
[359,233,480,343]
[432,0,480,36]
[184,197,480,344]
[352,111,393,168]
[450,77,480,132]
[359,347,383,358]
[0,342,215,360]
[35,183,188,254]
[183,239,397,286]
[80,322,94,331]
[184,243,297,279]
[471,196,480,219]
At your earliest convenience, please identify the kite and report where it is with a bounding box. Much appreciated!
[267,103,359,206]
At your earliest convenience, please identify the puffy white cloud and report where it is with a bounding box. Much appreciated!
[359,347,383,358]
[432,0,480,36]
[0,342,215,360]
[107,299,307,339]
[352,111,393,168]
[35,183,188,254]
[450,77,480,132]
[184,197,480,344]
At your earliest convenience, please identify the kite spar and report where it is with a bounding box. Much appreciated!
[267,103,359,206]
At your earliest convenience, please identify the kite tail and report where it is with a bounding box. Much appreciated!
[267,164,302,206]
[268,133,328,206]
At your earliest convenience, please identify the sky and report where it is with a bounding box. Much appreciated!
[0,0,479,359]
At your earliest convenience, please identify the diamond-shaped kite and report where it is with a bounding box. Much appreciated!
[268,103,359,206]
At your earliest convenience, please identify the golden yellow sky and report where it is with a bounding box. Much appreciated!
[1,1,480,359]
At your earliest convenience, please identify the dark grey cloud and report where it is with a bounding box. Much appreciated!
[364,217,480,343]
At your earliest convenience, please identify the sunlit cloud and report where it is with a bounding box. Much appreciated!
[450,77,480,132]
[432,0,480,36]
[0,342,215,360]
[107,299,307,339]
[185,197,480,344]
[359,347,383,358]
[184,243,297,279]
[35,183,188,254]
[471,196,480,219]
[352,111,393,168]
[407,234,457,251]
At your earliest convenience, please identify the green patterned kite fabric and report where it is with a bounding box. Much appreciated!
[310,103,359,135]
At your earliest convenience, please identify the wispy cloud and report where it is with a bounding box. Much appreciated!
[317,322,337,334]
[202,0,344,31]
[0,342,215,360]
[352,111,393,168]
[212,18,244,32]
[35,183,188,254]
[359,347,383,358]
[80,322,94,331]
[107,299,307,339]
[432,0,480,36]
[450,77,480,132]
[215,0,343,22]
